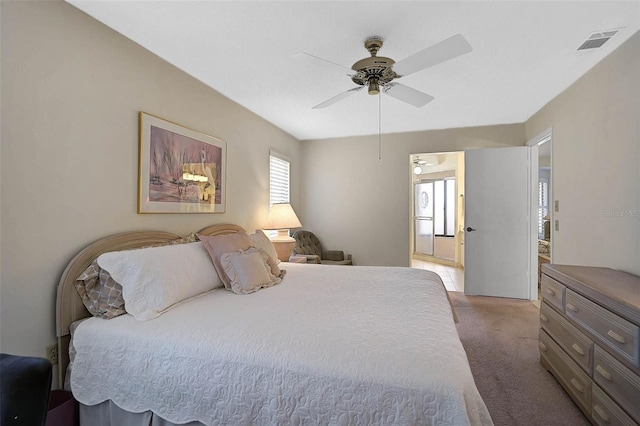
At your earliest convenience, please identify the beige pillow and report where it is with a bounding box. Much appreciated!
[249,229,280,264]
[220,247,282,294]
[198,231,254,290]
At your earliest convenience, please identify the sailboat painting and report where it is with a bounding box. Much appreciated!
[138,112,226,213]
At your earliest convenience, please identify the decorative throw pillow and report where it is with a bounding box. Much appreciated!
[249,229,280,264]
[220,247,282,294]
[176,232,199,244]
[75,260,126,319]
[96,241,222,321]
[198,231,255,290]
[74,234,201,319]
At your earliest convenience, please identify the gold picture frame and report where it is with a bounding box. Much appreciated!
[138,112,226,213]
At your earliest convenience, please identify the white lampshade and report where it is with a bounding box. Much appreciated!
[264,203,302,230]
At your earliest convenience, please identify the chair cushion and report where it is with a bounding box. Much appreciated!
[322,249,345,261]
[321,259,353,266]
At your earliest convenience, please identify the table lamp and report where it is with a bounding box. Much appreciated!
[264,203,302,262]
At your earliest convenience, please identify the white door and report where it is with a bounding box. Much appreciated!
[464,146,535,299]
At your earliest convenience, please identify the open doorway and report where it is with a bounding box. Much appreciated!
[410,152,465,291]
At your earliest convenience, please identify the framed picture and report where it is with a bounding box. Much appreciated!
[138,112,226,213]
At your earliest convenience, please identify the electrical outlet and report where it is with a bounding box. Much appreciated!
[554,220,560,232]
[46,343,58,365]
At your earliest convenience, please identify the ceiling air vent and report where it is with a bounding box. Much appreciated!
[577,30,619,50]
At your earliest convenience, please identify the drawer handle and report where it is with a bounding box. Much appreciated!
[607,330,626,344]
[545,288,556,296]
[593,405,610,423]
[540,313,549,323]
[566,303,578,313]
[538,342,547,352]
[570,378,584,394]
[595,365,612,381]
[571,343,584,356]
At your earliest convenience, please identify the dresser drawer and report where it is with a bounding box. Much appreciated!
[539,329,592,412]
[593,346,640,423]
[541,274,566,312]
[592,384,637,426]
[540,301,593,373]
[566,289,640,367]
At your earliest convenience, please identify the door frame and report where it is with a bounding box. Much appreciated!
[527,127,553,301]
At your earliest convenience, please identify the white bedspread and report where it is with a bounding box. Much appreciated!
[71,264,492,425]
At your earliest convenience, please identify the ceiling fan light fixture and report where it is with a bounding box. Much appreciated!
[368,78,380,95]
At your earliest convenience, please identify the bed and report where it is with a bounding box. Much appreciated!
[56,224,492,425]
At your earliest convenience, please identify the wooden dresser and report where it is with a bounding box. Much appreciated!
[539,264,640,425]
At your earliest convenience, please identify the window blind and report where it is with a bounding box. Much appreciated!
[269,153,290,205]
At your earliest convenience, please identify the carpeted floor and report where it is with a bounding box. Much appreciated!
[448,291,590,426]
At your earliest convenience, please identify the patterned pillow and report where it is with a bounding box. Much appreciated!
[74,234,200,319]
[75,260,125,319]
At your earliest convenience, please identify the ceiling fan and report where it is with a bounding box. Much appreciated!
[299,34,473,109]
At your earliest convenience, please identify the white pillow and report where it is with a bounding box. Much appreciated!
[220,247,282,295]
[249,229,281,264]
[97,242,222,320]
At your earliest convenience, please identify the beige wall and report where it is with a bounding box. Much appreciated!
[300,125,525,266]
[0,1,300,364]
[525,31,640,276]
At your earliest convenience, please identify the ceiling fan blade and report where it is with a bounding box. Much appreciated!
[312,86,364,109]
[392,34,472,77]
[291,52,353,74]
[384,83,434,108]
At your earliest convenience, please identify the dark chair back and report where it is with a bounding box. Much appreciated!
[1,353,52,426]
[292,230,323,257]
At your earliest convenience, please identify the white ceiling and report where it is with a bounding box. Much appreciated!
[67,1,639,141]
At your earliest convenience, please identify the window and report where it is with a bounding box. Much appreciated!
[269,151,290,206]
[433,178,456,237]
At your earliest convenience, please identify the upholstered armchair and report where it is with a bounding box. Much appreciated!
[1,353,52,426]
[291,230,353,265]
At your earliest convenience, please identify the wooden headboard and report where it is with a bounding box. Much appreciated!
[55,223,245,386]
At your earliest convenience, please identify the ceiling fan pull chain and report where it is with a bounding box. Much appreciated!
[378,92,382,165]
